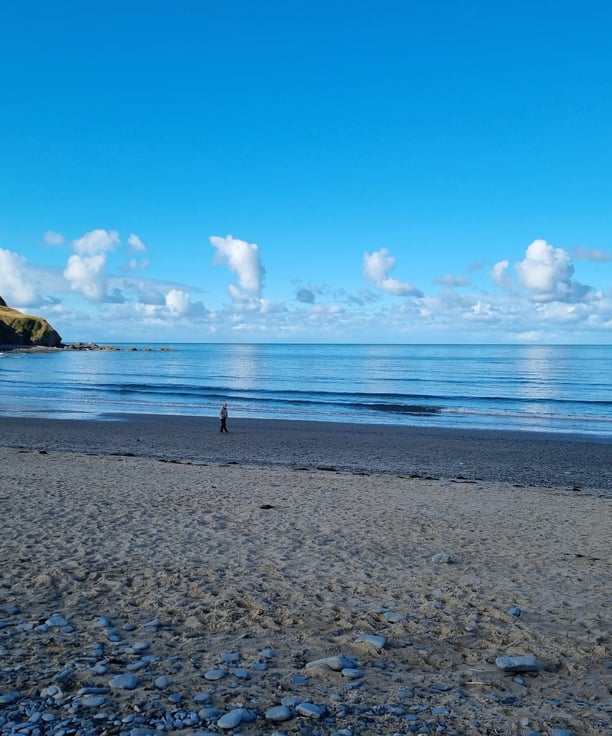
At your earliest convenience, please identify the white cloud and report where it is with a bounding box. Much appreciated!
[64,253,107,302]
[574,245,612,262]
[44,230,64,246]
[165,288,191,316]
[491,259,511,287]
[128,233,148,252]
[72,229,120,256]
[62,229,126,303]
[4,226,611,343]
[515,239,590,303]
[227,283,252,304]
[363,248,422,297]
[210,234,265,295]
[0,248,41,306]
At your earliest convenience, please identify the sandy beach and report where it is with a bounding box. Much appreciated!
[1,416,610,735]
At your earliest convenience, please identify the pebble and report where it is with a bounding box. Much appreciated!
[506,606,522,617]
[0,603,595,736]
[342,667,364,679]
[495,655,541,673]
[431,552,453,563]
[77,686,108,695]
[194,692,212,703]
[94,615,112,627]
[40,685,63,701]
[305,655,358,672]
[199,706,223,720]
[53,668,73,683]
[216,707,251,729]
[355,634,386,649]
[131,641,150,652]
[398,687,415,698]
[80,694,106,707]
[46,614,69,627]
[296,702,326,719]
[203,668,227,680]
[109,673,138,690]
[266,704,294,722]
[0,693,19,704]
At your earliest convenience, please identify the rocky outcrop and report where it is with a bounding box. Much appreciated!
[0,298,63,348]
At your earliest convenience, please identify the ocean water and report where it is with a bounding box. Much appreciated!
[1,343,611,437]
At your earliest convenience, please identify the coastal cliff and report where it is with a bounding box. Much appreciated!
[0,296,63,348]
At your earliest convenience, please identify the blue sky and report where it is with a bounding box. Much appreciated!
[1,0,611,343]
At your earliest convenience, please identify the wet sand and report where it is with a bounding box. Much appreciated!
[1,414,611,492]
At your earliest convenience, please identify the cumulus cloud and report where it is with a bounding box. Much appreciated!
[128,233,148,252]
[210,234,265,296]
[491,259,511,287]
[72,229,120,255]
[64,253,108,302]
[0,248,41,306]
[63,229,125,302]
[515,239,590,303]
[165,288,191,316]
[363,248,422,297]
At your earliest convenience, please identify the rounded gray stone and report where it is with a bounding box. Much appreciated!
[265,705,294,722]
[204,668,227,680]
[109,673,138,690]
[217,708,244,729]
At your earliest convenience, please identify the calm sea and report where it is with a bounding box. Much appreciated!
[1,344,611,437]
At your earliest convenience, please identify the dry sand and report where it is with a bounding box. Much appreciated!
[0,417,610,735]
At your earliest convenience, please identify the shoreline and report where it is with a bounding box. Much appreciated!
[1,413,611,493]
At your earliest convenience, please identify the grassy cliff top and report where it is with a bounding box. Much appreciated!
[0,304,62,347]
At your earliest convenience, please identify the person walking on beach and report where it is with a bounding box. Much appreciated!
[219,402,229,433]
